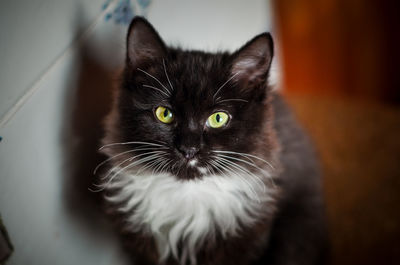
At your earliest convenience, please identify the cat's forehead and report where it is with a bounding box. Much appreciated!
[162,52,232,113]
[168,50,229,78]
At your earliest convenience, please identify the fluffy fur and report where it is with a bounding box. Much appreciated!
[98,17,327,265]
[104,169,276,265]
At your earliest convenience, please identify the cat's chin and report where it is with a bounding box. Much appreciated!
[174,159,207,180]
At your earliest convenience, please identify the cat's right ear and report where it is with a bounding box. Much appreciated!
[126,17,167,68]
[230,33,274,89]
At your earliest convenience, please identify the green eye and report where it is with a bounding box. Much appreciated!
[207,112,229,128]
[155,106,174,123]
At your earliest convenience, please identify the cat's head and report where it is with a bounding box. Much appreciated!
[101,17,277,181]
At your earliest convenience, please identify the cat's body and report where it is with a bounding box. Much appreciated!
[99,17,327,265]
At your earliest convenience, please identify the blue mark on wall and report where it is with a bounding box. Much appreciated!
[103,0,152,25]
[138,0,151,9]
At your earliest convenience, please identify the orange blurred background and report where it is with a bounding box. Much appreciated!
[273,1,400,265]
[275,0,399,103]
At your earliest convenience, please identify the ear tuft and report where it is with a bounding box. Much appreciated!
[231,33,274,86]
[126,17,166,68]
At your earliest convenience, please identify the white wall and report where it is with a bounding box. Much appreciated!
[148,0,272,51]
[0,1,274,264]
[0,0,105,120]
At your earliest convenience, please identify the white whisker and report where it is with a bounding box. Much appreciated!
[208,160,228,178]
[155,159,172,175]
[214,153,269,175]
[94,151,134,175]
[137,68,171,95]
[205,162,217,175]
[163,59,174,93]
[94,146,168,175]
[99,141,164,150]
[143,84,170,97]
[101,153,167,191]
[215,151,276,188]
[217,98,248,104]
[213,150,274,170]
[211,159,260,202]
[136,155,169,175]
[101,156,134,180]
[150,158,165,175]
[214,156,266,193]
[211,154,266,194]
[213,72,239,100]
[102,150,167,180]
[151,157,170,174]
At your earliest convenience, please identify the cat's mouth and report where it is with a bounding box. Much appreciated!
[174,158,207,180]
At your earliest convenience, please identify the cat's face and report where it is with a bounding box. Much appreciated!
[103,18,275,181]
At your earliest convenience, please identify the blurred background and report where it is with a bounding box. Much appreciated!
[0,0,399,264]
[275,1,400,265]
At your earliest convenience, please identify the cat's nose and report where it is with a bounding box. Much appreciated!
[178,146,199,160]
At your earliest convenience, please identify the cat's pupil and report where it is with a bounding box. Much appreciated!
[216,114,221,122]
[163,109,168,117]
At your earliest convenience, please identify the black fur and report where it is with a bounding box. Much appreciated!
[117,17,275,180]
[101,17,328,265]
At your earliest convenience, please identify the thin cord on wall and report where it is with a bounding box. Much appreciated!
[0,0,120,129]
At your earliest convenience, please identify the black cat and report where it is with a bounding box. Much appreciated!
[98,17,328,265]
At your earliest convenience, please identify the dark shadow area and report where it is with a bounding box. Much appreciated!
[59,9,130,263]
[61,43,114,231]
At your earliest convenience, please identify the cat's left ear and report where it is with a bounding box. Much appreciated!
[126,17,167,68]
[230,33,274,87]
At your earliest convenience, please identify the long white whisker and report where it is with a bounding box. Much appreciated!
[150,157,165,175]
[102,151,167,180]
[137,68,170,95]
[216,153,274,188]
[204,161,217,175]
[213,154,268,175]
[101,156,134,181]
[155,159,172,175]
[91,145,168,192]
[137,155,169,174]
[216,158,261,200]
[217,98,249,104]
[213,150,274,170]
[163,59,174,93]
[218,155,275,189]
[214,156,266,193]
[94,147,168,175]
[150,157,169,174]
[163,160,173,173]
[89,158,130,192]
[101,153,166,191]
[116,153,166,177]
[152,159,165,175]
[213,150,255,164]
[215,156,265,188]
[208,160,229,178]
[215,156,256,176]
[94,150,135,175]
[143,84,170,97]
[99,141,164,150]
[175,161,184,177]
[98,162,138,192]
[213,72,239,100]
[211,159,260,202]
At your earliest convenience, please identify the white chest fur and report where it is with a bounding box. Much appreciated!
[105,171,275,265]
